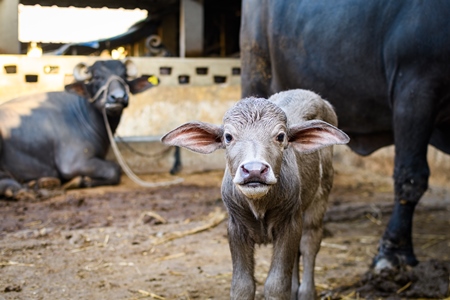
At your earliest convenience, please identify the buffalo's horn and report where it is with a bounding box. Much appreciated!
[124,59,138,78]
[73,62,92,81]
[146,34,162,49]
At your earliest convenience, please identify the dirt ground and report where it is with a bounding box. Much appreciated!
[1,162,449,300]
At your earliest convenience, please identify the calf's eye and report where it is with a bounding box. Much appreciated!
[277,133,285,142]
[225,133,233,143]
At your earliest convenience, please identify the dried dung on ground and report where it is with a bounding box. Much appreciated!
[331,260,450,299]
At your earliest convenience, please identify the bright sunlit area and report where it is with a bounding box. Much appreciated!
[18,4,148,44]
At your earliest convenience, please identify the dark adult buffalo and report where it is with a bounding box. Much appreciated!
[240,0,450,270]
[0,59,158,200]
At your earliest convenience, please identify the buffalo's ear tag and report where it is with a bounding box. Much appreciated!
[148,76,159,85]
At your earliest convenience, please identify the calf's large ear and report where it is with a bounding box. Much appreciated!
[128,75,160,94]
[289,120,349,153]
[161,122,224,154]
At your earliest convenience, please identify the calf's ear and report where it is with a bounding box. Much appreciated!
[289,120,349,153]
[161,122,224,154]
[128,75,160,94]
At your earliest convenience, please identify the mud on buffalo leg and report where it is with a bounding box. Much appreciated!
[373,78,435,270]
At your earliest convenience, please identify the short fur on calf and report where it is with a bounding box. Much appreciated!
[161,89,349,299]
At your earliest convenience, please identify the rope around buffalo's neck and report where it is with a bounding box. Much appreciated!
[102,108,184,187]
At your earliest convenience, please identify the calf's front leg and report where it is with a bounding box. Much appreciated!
[228,220,256,300]
[265,224,302,300]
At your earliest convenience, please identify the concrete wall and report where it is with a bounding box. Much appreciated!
[0,55,241,135]
[1,55,450,186]
[0,55,239,174]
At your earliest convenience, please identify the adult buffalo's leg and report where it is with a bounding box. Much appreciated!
[26,177,63,199]
[60,158,121,188]
[0,177,22,199]
[28,177,61,190]
[169,146,182,175]
[0,140,24,199]
[0,175,34,201]
[81,159,121,188]
[240,0,271,99]
[373,78,435,270]
[62,176,84,190]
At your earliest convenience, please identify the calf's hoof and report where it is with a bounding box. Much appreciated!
[298,286,317,300]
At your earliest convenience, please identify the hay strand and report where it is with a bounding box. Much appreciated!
[151,208,226,245]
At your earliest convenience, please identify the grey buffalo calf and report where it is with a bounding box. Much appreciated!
[162,89,349,299]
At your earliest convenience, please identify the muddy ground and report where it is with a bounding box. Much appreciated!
[0,161,449,300]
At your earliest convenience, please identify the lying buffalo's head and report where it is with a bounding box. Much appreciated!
[65,59,159,116]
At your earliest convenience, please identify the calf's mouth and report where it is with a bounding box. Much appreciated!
[242,178,269,187]
[236,178,274,200]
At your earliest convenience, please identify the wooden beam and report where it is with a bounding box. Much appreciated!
[179,0,203,57]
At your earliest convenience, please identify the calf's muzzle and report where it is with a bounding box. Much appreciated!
[240,161,270,185]
[233,160,277,199]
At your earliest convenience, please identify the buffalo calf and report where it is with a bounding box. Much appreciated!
[162,89,349,299]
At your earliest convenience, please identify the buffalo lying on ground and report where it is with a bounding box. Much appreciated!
[162,89,349,299]
[0,59,158,200]
[240,0,450,271]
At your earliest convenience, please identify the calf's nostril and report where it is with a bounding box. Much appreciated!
[240,165,253,180]
[241,165,250,175]
[261,164,268,175]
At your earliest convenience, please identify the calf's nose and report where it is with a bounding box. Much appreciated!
[240,161,269,180]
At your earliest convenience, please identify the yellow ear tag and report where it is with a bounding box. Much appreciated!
[148,76,159,85]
